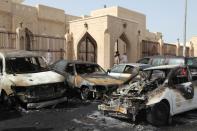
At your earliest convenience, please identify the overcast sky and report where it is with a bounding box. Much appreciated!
[23,0,197,43]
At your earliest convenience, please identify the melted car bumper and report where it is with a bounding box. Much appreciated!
[27,96,67,109]
[98,104,127,114]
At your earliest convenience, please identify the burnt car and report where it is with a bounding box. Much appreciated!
[0,50,67,109]
[107,63,151,80]
[51,60,123,100]
[98,65,197,126]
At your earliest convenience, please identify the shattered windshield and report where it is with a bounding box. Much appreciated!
[6,57,49,74]
[75,64,106,75]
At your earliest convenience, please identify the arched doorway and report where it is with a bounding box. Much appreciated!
[78,33,97,63]
[114,33,130,63]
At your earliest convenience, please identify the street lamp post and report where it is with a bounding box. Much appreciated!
[183,0,188,57]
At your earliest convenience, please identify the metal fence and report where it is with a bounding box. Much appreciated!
[163,43,177,56]
[30,34,66,64]
[141,40,159,57]
[0,31,16,49]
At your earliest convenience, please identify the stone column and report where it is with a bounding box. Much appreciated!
[189,42,194,57]
[104,29,112,69]
[176,38,180,56]
[137,30,142,59]
[158,35,164,55]
[65,32,74,60]
[16,22,26,50]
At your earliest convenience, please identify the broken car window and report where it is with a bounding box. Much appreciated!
[75,64,106,75]
[123,65,134,74]
[6,57,48,74]
[172,68,189,85]
[66,63,74,75]
[111,65,125,73]
[137,58,150,64]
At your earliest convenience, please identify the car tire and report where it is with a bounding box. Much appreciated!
[80,87,90,100]
[0,91,13,109]
[146,101,170,126]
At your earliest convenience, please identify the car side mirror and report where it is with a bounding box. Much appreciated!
[107,69,111,73]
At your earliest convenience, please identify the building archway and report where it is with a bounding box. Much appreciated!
[114,33,131,63]
[77,32,97,63]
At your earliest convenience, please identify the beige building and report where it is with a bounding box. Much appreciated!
[0,0,196,69]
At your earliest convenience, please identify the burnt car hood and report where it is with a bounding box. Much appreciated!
[7,71,65,87]
[82,74,123,85]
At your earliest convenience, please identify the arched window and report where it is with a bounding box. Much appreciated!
[78,33,97,63]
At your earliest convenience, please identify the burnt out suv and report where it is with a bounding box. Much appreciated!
[51,60,123,100]
[0,50,67,109]
[137,56,197,66]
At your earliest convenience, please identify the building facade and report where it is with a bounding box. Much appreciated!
[0,0,196,69]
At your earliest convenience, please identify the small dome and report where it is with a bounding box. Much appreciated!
[12,0,25,3]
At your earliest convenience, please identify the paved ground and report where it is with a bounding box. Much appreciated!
[1,99,197,131]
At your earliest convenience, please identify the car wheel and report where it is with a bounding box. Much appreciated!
[1,91,13,109]
[80,87,90,100]
[146,101,170,126]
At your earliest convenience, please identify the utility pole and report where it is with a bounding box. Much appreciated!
[183,0,188,57]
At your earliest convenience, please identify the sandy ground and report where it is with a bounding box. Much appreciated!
[1,100,197,131]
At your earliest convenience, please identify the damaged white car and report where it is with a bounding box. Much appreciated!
[98,65,197,126]
[0,50,67,109]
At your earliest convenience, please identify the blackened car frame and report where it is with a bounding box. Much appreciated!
[51,60,123,100]
[98,65,197,126]
[0,50,67,109]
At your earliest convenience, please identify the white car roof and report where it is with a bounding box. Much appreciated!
[117,63,149,67]
[0,50,41,58]
[144,65,181,71]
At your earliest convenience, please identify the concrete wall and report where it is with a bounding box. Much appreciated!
[117,7,146,36]
[145,30,162,42]
[12,3,38,33]
[0,0,12,13]
[91,7,118,17]
[190,36,197,57]
[91,6,146,36]
[0,1,79,36]
[37,5,65,23]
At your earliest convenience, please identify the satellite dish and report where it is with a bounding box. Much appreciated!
[12,0,25,3]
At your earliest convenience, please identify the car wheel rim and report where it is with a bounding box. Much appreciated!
[81,88,89,100]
